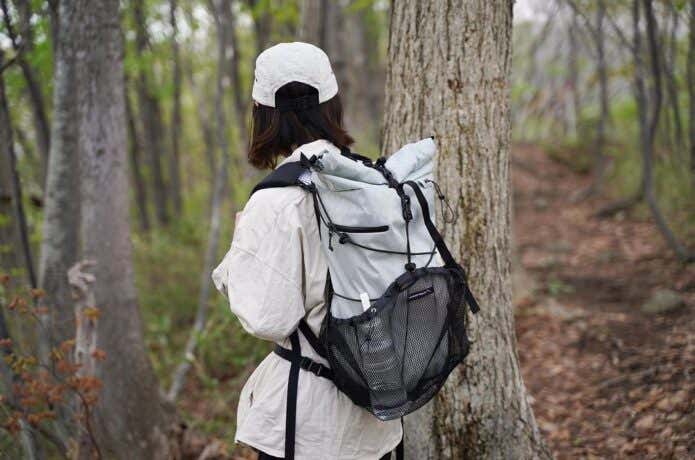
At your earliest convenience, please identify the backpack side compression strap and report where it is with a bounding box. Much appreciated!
[403,181,480,313]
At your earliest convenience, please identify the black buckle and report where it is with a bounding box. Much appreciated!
[301,357,323,377]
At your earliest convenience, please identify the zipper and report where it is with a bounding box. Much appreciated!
[331,223,389,233]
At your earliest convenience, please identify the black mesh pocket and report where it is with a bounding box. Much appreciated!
[322,266,471,420]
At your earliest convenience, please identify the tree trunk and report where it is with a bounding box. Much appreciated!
[0,51,23,276]
[660,4,683,151]
[689,0,695,176]
[168,1,233,400]
[247,0,272,53]
[568,13,581,139]
[37,0,80,355]
[592,0,609,192]
[570,0,609,201]
[0,51,36,288]
[382,1,550,458]
[71,0,178,456]
[301,0,371,136]
[133,0,170,226]
[185,63,216,179]
[2,0,51,180]
[300,0,345,84]
[169,0,183,216]
[299,0,324,45]
[125,82,151,232]
[217,0,248,150]
[641,0,692,262]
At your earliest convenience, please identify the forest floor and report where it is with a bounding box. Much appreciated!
[512,144,695,459]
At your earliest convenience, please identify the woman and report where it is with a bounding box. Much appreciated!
[212,42,402,460]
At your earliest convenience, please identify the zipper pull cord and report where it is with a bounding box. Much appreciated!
[426,179,457,224]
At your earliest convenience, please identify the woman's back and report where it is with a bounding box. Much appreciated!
[213,139,402,459]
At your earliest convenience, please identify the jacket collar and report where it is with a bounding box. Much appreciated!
[276,139,339,169]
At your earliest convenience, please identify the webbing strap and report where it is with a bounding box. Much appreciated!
[282,321,331,459]
[298,319,327,359]
[403,181,480,313]
[274,346,334,381]
[284,330,301,459]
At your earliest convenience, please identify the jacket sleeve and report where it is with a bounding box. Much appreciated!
[212,192,307,342]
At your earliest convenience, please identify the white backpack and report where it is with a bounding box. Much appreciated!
[251,138,480,459]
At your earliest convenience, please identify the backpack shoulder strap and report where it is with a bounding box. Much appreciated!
[250,161,310,196]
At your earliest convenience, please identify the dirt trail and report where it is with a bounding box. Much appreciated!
[512,144,694,459]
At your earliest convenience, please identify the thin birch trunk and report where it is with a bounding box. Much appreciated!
[383,1,550,458]
[38,0,80,358]
[169,0,183,216]
[133,0,170,226]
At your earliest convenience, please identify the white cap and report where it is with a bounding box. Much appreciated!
[251,42,339,108]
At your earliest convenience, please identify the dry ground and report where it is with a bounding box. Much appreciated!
[513,144,694,459]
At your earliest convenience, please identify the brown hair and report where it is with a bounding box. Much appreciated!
[248,82,354,170]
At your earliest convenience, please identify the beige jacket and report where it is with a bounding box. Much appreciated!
[212,140,402,459]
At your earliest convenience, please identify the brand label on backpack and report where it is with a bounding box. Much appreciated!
[407,286,434,301]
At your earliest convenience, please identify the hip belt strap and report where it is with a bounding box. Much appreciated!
[273,346,334,381]
[278,322,403,460]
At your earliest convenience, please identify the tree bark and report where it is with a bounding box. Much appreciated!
[566,0,609,201]
[641,0,692,262]
[300,0,375,136]
[299,0,324,45]
[71,0,178,456]
[383,1,550,458]
[660,4,683,151]
[169,0,183,216]
[125,81,151,232]
[0,51,23,276]
[689,0,695,176]
[247,0,272,54]
[38,0,80,356]
[217,0,248,149]
[182,6,216,179]
[592,0,610,193]
[0,51,36,288]
[133,0,170,226]
[185,62,216,179]
[1,0,51,180]
[568,13,581,139]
